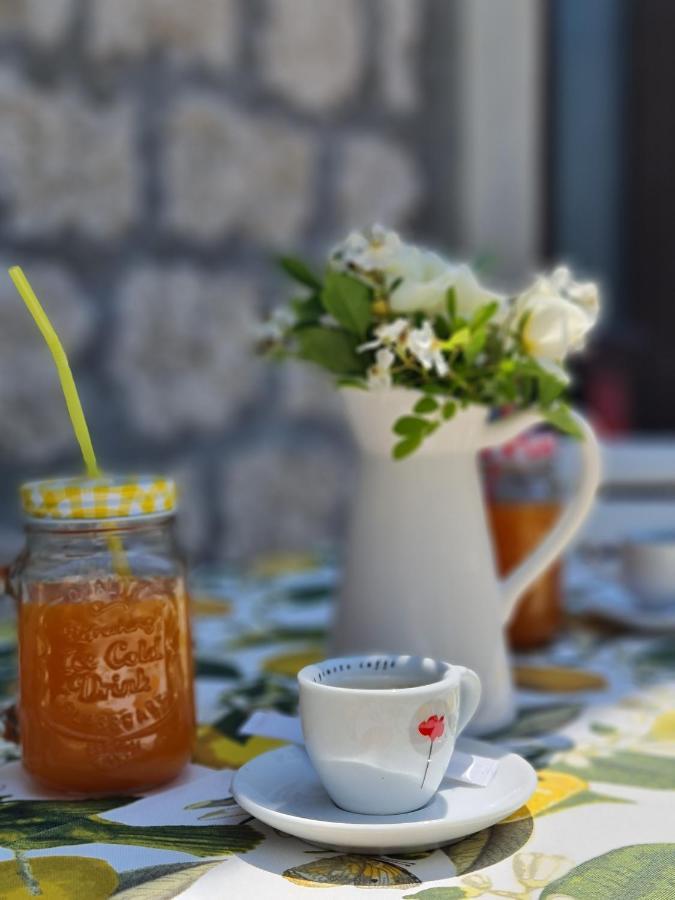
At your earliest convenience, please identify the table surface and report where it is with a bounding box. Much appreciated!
[0,554,674,899]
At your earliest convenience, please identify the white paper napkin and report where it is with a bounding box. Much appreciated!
[239,710,499,787]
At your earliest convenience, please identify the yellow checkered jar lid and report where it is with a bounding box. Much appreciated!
[20,475,177,520]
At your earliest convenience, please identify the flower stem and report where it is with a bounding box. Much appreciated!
[421,739,434,789]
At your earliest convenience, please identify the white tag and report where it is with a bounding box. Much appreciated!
[445,749,498,786]
[239,711,499,787]
[240,710,304,744]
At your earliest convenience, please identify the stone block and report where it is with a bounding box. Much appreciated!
[279,359,345,422]
[163,94,314,244]
[258,0,362,111]
[336,132,421,230]
[0,70,137,238]
[110,265,262,438]
[25,0,74,46]
[377,0,422,111]
[88,0,239,68]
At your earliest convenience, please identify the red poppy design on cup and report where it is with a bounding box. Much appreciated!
[418,714,445,789]
[418,715,445,741]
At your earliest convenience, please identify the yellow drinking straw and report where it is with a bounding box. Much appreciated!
[8,265,130,574]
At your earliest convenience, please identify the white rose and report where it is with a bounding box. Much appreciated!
[389,247,457,315]
[332,227,505,320]
[453,264,505,321]
[515,268,599,362]
[520,293,591,360]
[331,226,456,315]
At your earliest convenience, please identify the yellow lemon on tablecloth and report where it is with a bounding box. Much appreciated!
[501,769,589,822]
[0,856,117,899]
[514,666,607,693]
[193,725,285,769]
[263,649,324,677]
[249,553,318,577]
[190,595,232,617]
[647,711,675,742]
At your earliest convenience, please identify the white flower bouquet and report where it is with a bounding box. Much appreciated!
[260,226,599,458]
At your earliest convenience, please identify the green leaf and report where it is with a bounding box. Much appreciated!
[291,293,324,326]
[403,889,467,899]
[446,286,457,322]
[113,861,222,899]
[414,397,438,414]
[538,788,630,817]
[441,816,534,877]
[491,703,582,739]
[9,815,263,856]
[536,369,567,407]
[393,416,428,437]
[554,750,675,790]
[442,401,457,420]
[464,327,487,364]
[469,301,499,330]
[336,376,367,390]
[542,404,583,438]
[541,844,675,899]
[195,659,240,679]
[296,327,363,375]
[279,256,322,290]
[589,721,619,736]
[393,437,421,459]
[446,327,470,350]
[321,271,372,338]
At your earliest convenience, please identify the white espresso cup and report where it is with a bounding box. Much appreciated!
[621,531,675,608]
[298,654,481,815]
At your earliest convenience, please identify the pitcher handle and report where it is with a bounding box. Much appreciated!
[485,409,602,624]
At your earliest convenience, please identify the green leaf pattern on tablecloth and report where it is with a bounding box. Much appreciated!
[442,817,534,875]
[492,702,583,738]
[0,796,262,856]
[403,889,467,899]
[541,844,675,899]
[113,861,222,898]
[553,749,675,789]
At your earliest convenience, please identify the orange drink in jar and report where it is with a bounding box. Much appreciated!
[14,476,195,793]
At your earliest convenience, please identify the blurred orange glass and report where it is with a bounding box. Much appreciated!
[488,501,562,649]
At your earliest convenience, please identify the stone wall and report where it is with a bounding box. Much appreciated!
[0,0,458,562]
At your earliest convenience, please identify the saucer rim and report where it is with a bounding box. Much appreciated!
[582,591,675,630]
[231,739,537,845]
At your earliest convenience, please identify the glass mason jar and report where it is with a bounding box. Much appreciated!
[12,476,194,794]
[483,434,563,650]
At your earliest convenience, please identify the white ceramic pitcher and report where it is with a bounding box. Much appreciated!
[332,388,601,735]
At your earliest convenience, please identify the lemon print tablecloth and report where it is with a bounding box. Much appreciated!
[0,555,673,899]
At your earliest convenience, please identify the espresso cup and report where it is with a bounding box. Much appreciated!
[621,531,675,608]
[298,654,481,815]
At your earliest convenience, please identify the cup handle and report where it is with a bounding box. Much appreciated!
[455,666,482,734]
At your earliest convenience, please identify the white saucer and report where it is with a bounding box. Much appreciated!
[231,737,537,853]
[571,583,675,632]
[566,559,675,632]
